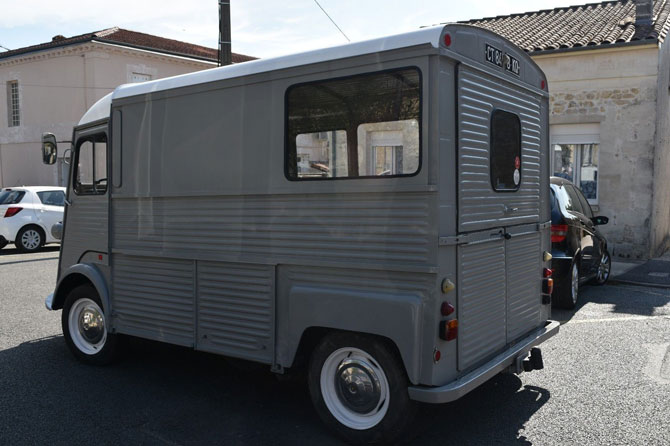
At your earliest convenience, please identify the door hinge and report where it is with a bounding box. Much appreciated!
[439,235,469,246]
[538,221,551,230]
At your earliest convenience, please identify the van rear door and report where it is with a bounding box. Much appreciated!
[455,64,544,371]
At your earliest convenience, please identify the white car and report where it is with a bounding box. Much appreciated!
[0,186,66,252]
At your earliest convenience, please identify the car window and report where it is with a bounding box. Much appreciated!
[564,185,584,215]
[574,188,593,218]
[37,190,65,206]
[0,190,25,205]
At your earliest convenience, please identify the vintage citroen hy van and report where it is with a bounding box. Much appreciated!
[42,24,559,443]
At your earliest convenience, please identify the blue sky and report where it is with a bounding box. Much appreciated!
[0,0,582,58]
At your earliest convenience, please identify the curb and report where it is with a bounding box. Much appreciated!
[608,278,670,290]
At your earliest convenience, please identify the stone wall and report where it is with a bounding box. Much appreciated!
[534,45,660,258]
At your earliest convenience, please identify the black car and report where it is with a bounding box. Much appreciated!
[550,176,611,309]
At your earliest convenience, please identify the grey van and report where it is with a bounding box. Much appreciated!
[43,24,559,443]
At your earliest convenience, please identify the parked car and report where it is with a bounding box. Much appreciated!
[0,186,66,252]
[550,177,611,309]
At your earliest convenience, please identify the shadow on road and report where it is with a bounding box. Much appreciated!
[0,245,60,256]
[0,335,550,445]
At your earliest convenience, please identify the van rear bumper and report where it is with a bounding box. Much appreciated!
[408,320,560,404]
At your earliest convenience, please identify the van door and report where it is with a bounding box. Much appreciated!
[455,65,543,371]
[60,124,109,269]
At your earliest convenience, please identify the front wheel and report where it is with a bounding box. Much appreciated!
[62,284,119,365]
[308,332,417,444]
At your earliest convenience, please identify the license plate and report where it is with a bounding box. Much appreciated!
[504,53,520,76]
[485,44,503,67]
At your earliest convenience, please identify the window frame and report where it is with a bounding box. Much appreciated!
[7,80,20,127]
[283,66,423,181]
[72,132,108,196]
[489,108,522,193]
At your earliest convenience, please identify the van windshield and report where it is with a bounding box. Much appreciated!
[0,190,25,205]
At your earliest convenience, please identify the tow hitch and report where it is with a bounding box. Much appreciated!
[512,347,544,374]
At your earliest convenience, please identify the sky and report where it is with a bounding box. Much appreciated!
[0,0,585,59]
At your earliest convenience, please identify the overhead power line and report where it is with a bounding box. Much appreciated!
[0,43,10,51]
[312,0,350,42]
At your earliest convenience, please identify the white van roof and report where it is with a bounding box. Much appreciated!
[79,25,447,126]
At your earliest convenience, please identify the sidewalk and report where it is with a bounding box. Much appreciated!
[611,251,670,288]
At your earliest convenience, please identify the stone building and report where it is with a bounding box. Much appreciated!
[460,0,670,258]
[0,27,254,188]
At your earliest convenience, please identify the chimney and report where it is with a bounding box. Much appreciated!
[218,0,232,66]
[635,0,653,26]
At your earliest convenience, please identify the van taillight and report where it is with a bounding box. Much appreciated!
[551,224,568,243]
[4,207,22,218]
[439,319,458,341]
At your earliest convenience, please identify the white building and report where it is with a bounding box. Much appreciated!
[0,27,254,188]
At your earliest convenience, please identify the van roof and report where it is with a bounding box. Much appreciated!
[79,24,545,126]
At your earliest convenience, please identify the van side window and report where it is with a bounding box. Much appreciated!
[286,67,421,180]
[74,134,108,195]
[490,110,521,191]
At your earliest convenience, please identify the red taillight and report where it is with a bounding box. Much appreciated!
[543,268,553,278]
[541,80,546,90]
[439,319,458,341]
[433,349,441,363]
[551,224,568,243]
[440,302,455,316]
[444,33,452,47]
[4,207,22,218]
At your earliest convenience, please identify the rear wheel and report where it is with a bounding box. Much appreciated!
[62,284,118,365]
[15,226,44,253]
[593,250,611,285]
[556,260,579,309]
[308,332,417,444]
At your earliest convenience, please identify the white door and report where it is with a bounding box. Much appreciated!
[35,190,65,240]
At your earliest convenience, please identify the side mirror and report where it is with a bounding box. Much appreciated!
[42,133,57,165]
[592,216,609,226]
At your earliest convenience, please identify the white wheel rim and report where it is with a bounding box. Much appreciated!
[68,298,107,355]
[21,229,41,250]
[320,347,390,430]
[571,263,579,305]
[598,253,610,282]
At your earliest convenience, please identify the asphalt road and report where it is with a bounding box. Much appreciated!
[1,246,669,445]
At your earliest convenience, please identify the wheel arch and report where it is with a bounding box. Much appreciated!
[17,223,46,244]
[52,264,111,325]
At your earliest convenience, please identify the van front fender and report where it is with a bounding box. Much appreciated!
[50,264,111,326]
[283,286,423,384]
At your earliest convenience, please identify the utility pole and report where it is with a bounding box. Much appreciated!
[218,0,232,66]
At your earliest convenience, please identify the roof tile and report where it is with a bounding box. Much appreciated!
[457,0,670,53]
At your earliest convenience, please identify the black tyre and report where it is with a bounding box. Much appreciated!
[307,331,417,444]
[593,250,611,285]
[62,284,119,365]
[15,226,44,253]
[556,260,579,309]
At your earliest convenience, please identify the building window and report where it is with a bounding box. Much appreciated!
[552,143,599,203]
[286,67,421,180]
[490,110,521,191]
[7,81,20,127]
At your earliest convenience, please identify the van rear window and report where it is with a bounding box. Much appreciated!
[0,190,25,205]
[286,67,421,180]
[490,110,521,191]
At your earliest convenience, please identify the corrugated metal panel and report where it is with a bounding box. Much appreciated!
[112,193,432,265]
[197,262,274,362]
[506,232,541,341]
[457,66,542,232]
[62,199,108,247]
[457,237,506,371]
[112,255,194,346]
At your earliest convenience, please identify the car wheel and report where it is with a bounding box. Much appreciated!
[556,260,579,310]
[0,239,7,249]
[62,284,119,365]
[15,226,44,253]
[593,250,611,285]
[308,332,417,444]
